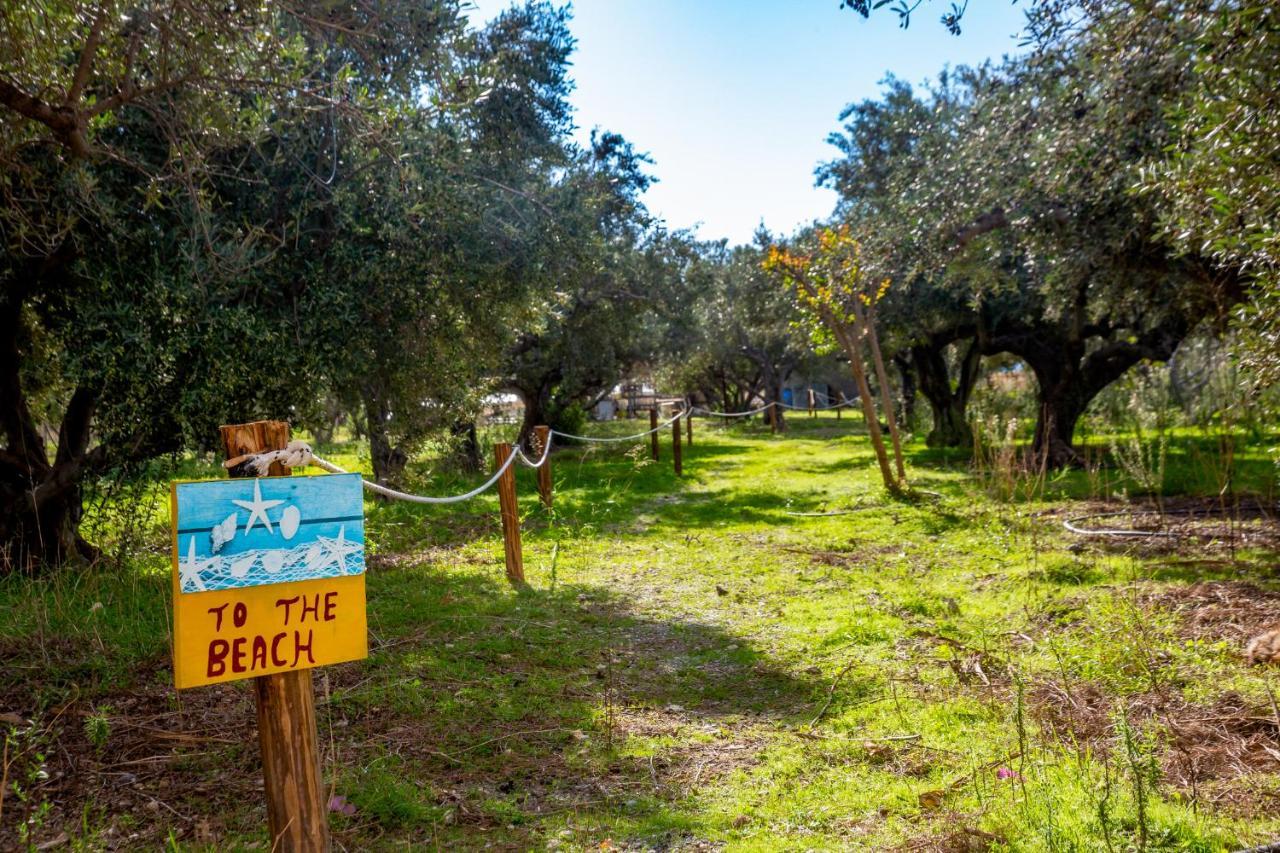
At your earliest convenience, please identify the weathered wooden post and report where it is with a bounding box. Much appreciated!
[649,408,660,461]
[672,412,683,476]
[768,401,778,433]
[494,442,524,584]
[685,405,693,447]
[218,420,331,853]
[836,395,842,419]
[534,425,553,509]
[808,388,816,417]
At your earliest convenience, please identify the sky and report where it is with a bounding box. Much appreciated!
[466,1,1029,246]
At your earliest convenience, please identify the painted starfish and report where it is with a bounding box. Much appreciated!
[180,537,216,592]
[313,525,362,575]
[232,479,284,536]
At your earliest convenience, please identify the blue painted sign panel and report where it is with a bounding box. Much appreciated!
[173,473,365,594]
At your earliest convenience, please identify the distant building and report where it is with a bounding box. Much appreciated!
[594,380,682,420]
[480,393,523,425]
[782,374,858,408]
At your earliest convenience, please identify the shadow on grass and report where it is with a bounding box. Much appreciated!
[0,553,819,849]
[326,561,819,845]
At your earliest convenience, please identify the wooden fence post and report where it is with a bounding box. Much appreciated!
[534,425,553,509]
[219,420,330,853]
[672,413,683,476]
[685,406,693,447]
[808,388,816,417]
[836,394,842,419]
[494,442,524,585]
[769,401,778,433]
[649,408,660,461]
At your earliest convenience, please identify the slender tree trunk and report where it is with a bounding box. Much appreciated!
[824,308,900,492]
[752,355,786,432]
[853,300,905,483]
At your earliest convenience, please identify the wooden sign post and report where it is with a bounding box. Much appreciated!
[494,442,524,585]
[672,413,683,477]
[171,419,372,851]
[649,408,660,461]
[534,425,553,509]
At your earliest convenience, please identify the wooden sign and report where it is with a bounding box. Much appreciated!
[171,473,368,689]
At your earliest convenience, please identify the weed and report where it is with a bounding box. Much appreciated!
[82,707,111,753]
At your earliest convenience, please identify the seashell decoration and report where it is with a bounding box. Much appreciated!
[279,505,301,540]
[230,555,255,579]
[211,513,239,553]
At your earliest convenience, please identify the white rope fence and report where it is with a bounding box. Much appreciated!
[228,438,540,505]
[515,435,553,468]
[696,404,773,417]
[693,396,851,416]
[228,397,850,505]
[550,411,684,443]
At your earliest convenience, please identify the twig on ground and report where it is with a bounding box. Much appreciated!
[809,660,859,729]
[428,727,569,764]
[785,508,869,517]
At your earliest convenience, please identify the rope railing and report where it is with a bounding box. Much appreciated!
[690,402,775,418]
[230,439,526,505]
[693,397,851,416]
[814,389,854,408]
[550,411,684,442]
[229,397,850,506]
[779,399,848,411]
[515,434,553,469]
[313,447,519,504]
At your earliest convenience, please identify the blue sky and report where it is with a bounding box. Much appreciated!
[466,1,1029,246]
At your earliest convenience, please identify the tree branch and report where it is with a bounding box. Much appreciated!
[0,77,92,157]
[67,2,114,106]
[953,207,1008,246]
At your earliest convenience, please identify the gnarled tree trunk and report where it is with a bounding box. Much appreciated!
[913,337,981,449]
[515,382,553,445]
[1006,312,1192,468]
[893,354,917,433]
[450,419,482,473]
[361,389,407,489]
[1,303,101,570]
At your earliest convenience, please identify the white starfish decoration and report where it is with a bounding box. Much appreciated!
[313,525,362,575]
[180,537,216,592]
[232,479,284,536]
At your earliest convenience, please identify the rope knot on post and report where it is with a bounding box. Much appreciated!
[224,439,315,477]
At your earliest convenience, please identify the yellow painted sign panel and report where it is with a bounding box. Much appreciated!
[170,474,368,689]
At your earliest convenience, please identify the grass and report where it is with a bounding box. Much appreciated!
[2,411,1279,850]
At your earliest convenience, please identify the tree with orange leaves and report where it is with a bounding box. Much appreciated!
[763,227,907,492]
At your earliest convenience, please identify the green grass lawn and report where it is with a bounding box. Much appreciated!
[2,413,1279,850]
